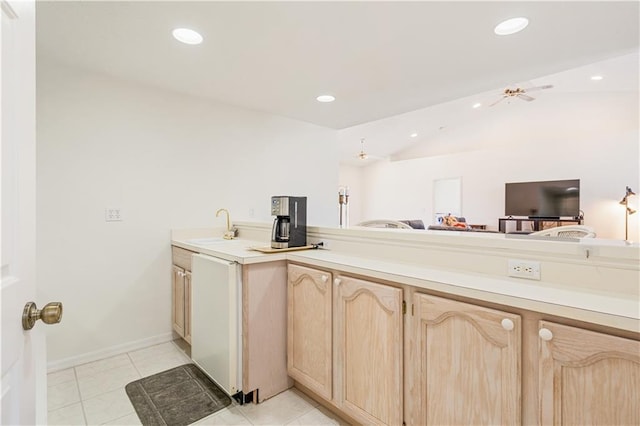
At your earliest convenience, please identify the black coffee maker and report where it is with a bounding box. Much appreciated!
[271,196,307,249]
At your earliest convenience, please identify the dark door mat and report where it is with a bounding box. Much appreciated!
[125,363,231,426]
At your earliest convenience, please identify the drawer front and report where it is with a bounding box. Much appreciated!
[172,246,195,271]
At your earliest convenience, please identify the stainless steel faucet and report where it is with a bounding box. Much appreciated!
[216,208,235,239]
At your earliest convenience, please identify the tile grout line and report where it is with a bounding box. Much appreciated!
[73,367,89,426]
[283,399,319,426]
[125,351,144,425]
[126,351,143,378]
[234,404,255,426]
[79,353,140,425]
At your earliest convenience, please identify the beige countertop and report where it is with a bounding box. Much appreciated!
[172,232,639,333]
[172,238,288,264]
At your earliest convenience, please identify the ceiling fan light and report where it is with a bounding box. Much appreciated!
[494,17,529,36]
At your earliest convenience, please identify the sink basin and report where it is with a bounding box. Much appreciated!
[185,237,227,245]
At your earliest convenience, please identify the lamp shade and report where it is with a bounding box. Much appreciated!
[620,186,636,204]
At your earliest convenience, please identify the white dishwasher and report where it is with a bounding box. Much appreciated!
[191,253,242,397]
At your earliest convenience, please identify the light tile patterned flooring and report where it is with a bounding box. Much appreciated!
[47,340,347,425]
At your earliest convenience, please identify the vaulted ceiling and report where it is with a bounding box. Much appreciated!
[37,1,639,162]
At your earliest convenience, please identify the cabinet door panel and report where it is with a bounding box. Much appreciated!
[245,261,291,401]
[172,265,185,337]
[335,275,402,426]
[539,321,640,426]
[287,264,332,400]
[414,293,521,425]
[184,271,192,344]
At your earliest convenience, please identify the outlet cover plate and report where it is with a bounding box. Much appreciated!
[508,259,541,280]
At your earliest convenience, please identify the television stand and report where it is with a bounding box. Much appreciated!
[498,217,583,233]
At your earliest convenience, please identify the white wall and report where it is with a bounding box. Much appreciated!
[340,90,639,240]
[37,59,338,365]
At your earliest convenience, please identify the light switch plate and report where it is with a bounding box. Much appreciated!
[105,207,122,222]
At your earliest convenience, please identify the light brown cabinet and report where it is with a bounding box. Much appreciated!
[287,265,404,425]
[334,274,403,426]
[538,320,640,425]
[410,293,640,426]
[242,261,292,402]
[171,265,186,337]
[287,263,639,425]
[171,247,193,343]
[411,293,521,425]
[287,264,333,400]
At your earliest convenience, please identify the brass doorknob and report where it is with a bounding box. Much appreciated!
[22,302,63,330]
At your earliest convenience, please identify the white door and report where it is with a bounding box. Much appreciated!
[1,0,44,424]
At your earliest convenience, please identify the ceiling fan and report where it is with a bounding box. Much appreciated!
[356,138,387,162]
[489,84,553,107]
[357,138,369,160]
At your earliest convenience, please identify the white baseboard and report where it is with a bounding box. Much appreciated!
[47,332,175,373]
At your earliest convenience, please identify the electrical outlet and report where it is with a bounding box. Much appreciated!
[308,237,330,250]
[508,259,541,280]
[105,207,122,222]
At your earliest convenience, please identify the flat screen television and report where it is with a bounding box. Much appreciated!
[505,179,580,218]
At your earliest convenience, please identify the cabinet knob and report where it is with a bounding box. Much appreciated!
[501,318,515,331]
[334,278,341,286]
[539,328,553,341]
[321,275,328,283]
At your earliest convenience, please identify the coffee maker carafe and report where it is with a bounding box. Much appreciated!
[271,196,307,249]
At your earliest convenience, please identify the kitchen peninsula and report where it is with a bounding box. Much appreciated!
[171,222,640,425]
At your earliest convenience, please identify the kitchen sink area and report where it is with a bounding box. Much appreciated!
[185,237,227,245]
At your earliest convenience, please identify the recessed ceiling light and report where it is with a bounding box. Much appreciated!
[494,17,529,35]
[472,103,482,109]
[410,133,418,138]
[591,75,603,81]
[172,28,203,45]
[316,95,335,103]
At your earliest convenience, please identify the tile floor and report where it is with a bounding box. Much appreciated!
[47,340,347,425]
